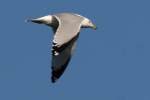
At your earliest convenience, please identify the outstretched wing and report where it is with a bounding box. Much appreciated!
[51,34,79,83]
[51,13,84,83]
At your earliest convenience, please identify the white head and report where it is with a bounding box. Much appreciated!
[81,18,97,30]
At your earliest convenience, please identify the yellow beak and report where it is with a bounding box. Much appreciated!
[92,24,97,30]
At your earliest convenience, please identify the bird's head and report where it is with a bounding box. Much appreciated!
[26,15,53,25]
[81,18,97,30]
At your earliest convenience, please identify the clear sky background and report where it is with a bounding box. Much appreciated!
[0,0,150,100]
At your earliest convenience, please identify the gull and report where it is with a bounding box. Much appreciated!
[27,13,97,83]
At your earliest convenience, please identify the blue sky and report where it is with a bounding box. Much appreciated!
[0,0,150,100]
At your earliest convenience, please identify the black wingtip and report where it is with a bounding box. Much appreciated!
[51,80,55,83]
[51,76,57,83]
[51,77,55,83]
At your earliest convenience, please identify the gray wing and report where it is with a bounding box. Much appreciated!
[51,13,84,83]
[52,13,84,47]
[51,34,79,83]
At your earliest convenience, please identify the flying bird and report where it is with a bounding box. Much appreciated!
[27,13,97,83]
